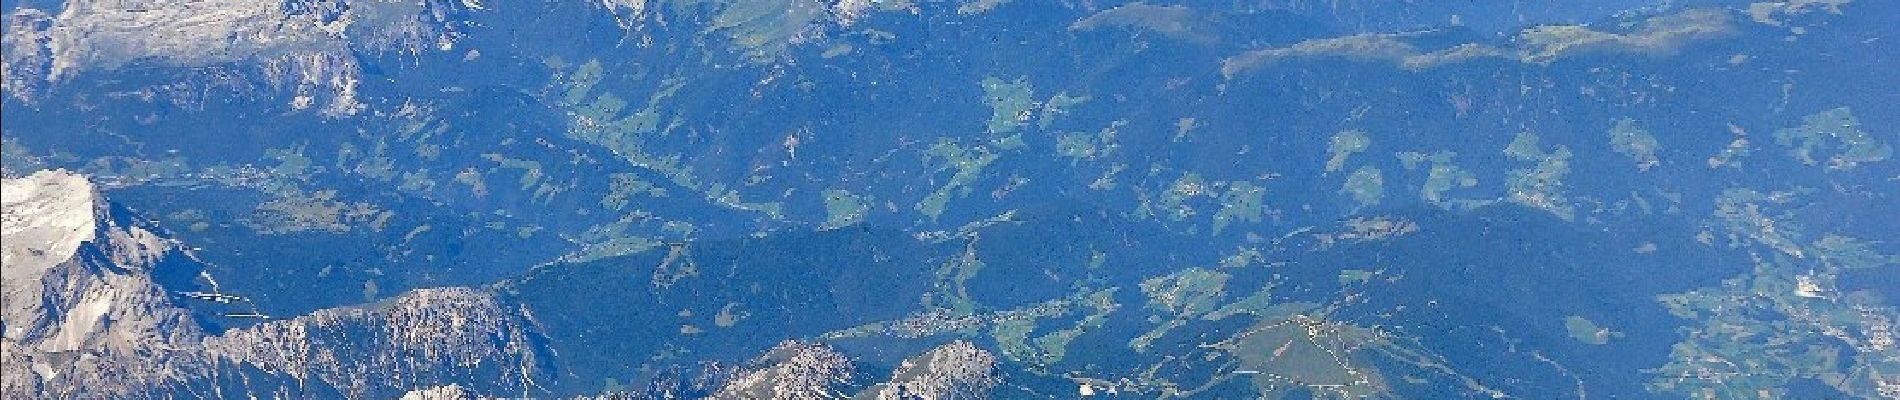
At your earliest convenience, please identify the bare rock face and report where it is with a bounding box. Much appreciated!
[1,169,207,398]
[0,0,474,113]
[711,340,856,400]
[624,340,1001,400]
[1,170,548,398]
[0,9,55,103]
[400,384,475,400]
[205,287,549,398]
[861,341,999,400]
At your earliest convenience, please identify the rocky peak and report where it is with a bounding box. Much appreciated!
[2,0,475,113]
[205,287,550,398]
[2,169,102,281]
[861,341,999,400]
[400,384,475,400]
[2,170,549,398]
[1,169,202,398]
[711,340,857,400]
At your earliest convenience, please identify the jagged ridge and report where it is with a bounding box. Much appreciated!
[1,0,474,113]
[1,170,549,399]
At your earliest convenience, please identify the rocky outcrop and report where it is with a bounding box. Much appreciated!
[1,170,548,398]
[0,9,55,103]
[710,340,856,400]
[401,384,475,400]
[859,341,999,400]
[611,340,1002,400]
[205,287,549,398]
[0,0,474,113]
[2,169,207,398]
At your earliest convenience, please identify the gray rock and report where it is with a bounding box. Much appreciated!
[401,384,475,400]
[2,169,206,398]
[0,0,472,113]
[860,341,999,400]
[204,286,549,398]
[1,170,549,399]
[711,340,856,400]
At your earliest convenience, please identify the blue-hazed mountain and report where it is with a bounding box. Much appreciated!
[3,0,1898,398]
[0,170,1020,399]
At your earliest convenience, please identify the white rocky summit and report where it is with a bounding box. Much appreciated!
[1,170,545,399]
[867,340,1000,400]
[3,169,203,397]
[3,169,106,281]
[2,0,473,113]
